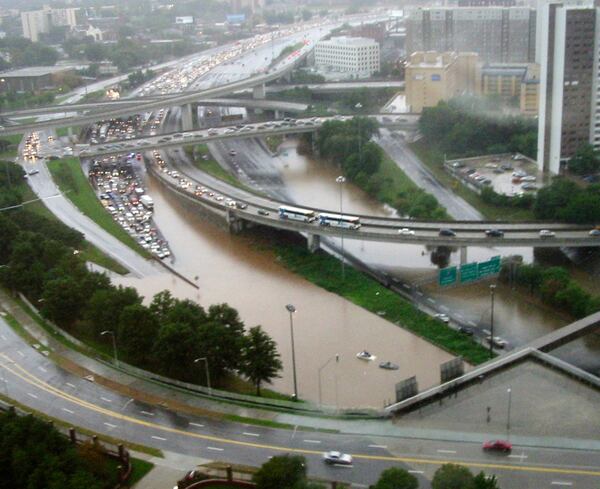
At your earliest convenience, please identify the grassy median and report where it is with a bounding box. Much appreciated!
[47,157,150,258]
[250,229,491,365]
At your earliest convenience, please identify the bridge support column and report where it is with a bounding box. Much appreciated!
[311,132,319,156]
[274,109,281,120]
[191,103,199,128]
[253,83,266,100]
[460,247,468,265]
[307,233,321,253]
[226,209,244,234]
[181,103,193,132]
[67,126,73,137]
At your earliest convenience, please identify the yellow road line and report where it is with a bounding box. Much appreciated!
[2,354,600,478]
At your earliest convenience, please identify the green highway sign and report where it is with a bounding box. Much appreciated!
[478,255,501,279]
[460,262,478,283]
[439,266,457,287]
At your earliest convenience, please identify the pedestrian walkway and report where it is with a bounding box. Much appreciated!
[2,288,599,453]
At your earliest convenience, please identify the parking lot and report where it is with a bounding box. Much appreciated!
[445,153,544,197]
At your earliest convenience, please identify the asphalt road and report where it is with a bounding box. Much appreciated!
[1,316,599,488]
[377,129,483,221]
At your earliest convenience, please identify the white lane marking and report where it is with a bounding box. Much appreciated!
[151,436,167,441]
[468,321,477,327]
[508,453,528,460]
[189,422,204,428]
[303,439,321,444]
[243,432,260,437]
[100,397,112,403]
[38,366,47,373]
[551,482,573,486]
[427,298,436,304]
[368,444,388,449]
[27,392,38,399]
[66,382,76,388]
[206,446,224,452]
[402,284,411,289]
[140,410,155,416]
[436,449,457,454]
[62,408,74,414]
[17,351,24,357]
[416,291,423,296]
[104,422,117,429]
[455,313,464,320]
[0,335,6,341]
[408,470,425,474]
[440,305,449,312]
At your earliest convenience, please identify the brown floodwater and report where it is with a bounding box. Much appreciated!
[114,175,455,409]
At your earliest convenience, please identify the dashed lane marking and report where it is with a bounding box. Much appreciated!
[303,440,321,444]
[437,449,457,454]
[104,422,117,429]
[368,445,388,449]
[207,447,224,452]
[189,422,204,428]
[62,408,74,414]
[151,436,167,441]
[243,432,260,437]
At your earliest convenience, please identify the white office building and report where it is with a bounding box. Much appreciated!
[21,7,78,42]
[314,36,380,78]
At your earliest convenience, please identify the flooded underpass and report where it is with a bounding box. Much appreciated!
[115,135,599,408]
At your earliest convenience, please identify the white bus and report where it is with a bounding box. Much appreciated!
[278,205,316,222]
[318,213,361,230]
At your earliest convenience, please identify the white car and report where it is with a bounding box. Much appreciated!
[539,229,556,238]
[398,228,415,235]
[435,313,450,323]
[322,451,353,466]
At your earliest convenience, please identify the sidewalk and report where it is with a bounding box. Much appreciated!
[2,288,600,453]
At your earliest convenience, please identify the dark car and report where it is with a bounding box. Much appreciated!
[459,326,474,336]
[439,228,457,237]
[235,202,248,210]
[485,229,505,238]
[483,440,512,453]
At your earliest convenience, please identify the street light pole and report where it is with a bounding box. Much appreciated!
[336,175,346,280]
[101,330,119,368]
[506,387,512,440]
[285,304,298,400]
[318,353,339,408]
[489,284,496,359]
[194,357,211,396]
[355,102,363,166]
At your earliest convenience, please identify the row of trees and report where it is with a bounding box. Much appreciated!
[419,97,537,159]
[310,118,447,219]
[0,162,282,395]
[252,455,500,489]
[567,144,600,176]
[534,179,600,224]
[0,412,117,489]
[0,37,59,69]
[500,263,600,319]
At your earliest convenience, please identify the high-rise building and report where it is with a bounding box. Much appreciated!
[405,51,480,113]
[406,7,536,63]
[20,7,78,42]
[536,1,599,173]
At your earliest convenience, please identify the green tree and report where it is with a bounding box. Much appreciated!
[568,144,600,176]
[41,276,87,327]
[152,321,198,380]
[374,467,419,489]
[253,455,307,489]
[431,464,475,489]
[241,325,282,395]
[473,472,500,489]
[118,304,160,365]
[85,286,141,336]
[533,179,580,220]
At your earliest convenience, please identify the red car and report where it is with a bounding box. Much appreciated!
[483,440,512,453]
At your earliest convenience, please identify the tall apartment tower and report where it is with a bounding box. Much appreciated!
[536,0,600,173]
[405,7,536,63]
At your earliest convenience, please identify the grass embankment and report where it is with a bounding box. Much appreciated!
[251,230,491,365]
[265,135,284,153]
[127,459,155,487]
[47,157,150,258]
[410,140,535,221]
[15,177,129,274]
[185,144,257,193]
[0,134,22,159]
[377,151,449,219]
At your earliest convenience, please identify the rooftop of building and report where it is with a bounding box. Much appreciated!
[407,51,477,68]
[482,62,540,83]
[317,36,379,47]
[0,66,74,78]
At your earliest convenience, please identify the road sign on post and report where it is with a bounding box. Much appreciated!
[439,266,457,287]
[460,262,478,284]
[478,256,501,279]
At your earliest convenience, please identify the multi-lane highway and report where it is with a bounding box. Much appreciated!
[1,314,599,489]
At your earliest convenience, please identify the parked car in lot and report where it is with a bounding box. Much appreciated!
[322,451,353,466]
[483,440,512,453]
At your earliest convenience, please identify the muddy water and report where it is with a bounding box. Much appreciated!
[274,139,600,372]
[114,175,455,409]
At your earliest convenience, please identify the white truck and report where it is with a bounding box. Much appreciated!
[140,195,154,210]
